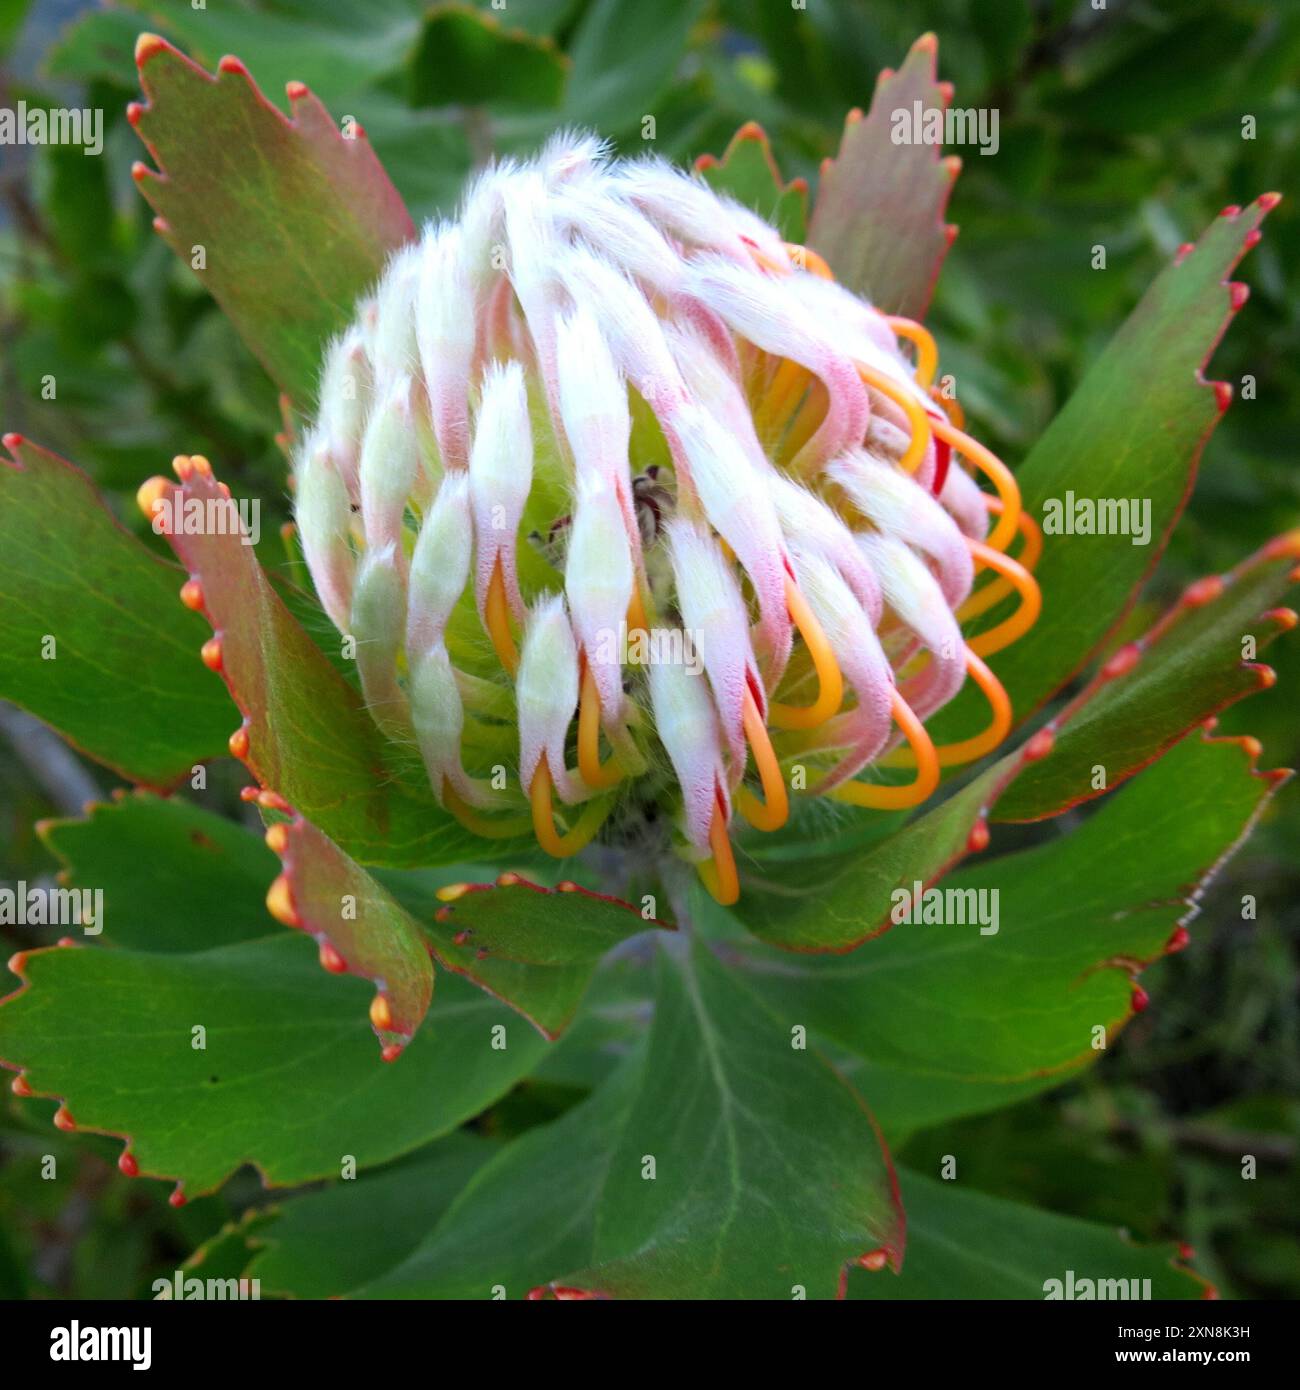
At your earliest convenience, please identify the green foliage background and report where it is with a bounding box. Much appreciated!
[0,0,1295,1298]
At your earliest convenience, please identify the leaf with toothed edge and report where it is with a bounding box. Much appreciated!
[0,933,547,1197]
[994,533,1300,822]
[737,729,1041,952]
[696,122,809,243]
[39,792,278,953]
[244,1132,498,1298]
[382,871,672,1040]
[0,436,232,787]
[807,33,958,319]
[271,815,435,1052]
[741,526,1298,952]
[547,939,904,1300]
[847,1170,1211,1300]
[932,194,1280,748]
[129,33,415,406]
[153,462,526,869]
[355,1051,643,1299]
[733,732,1289,1138]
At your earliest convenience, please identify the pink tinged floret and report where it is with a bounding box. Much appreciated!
[858,533,966,721]
[469,360,534,626]
[407,471,472,659]
[648,658,730,852]
[672,400,794,681]
[829,449,974,607]
[558,247,689,422]
[294,429,357,633]
[349,543,410,738]
[358,375,419,562]
[516,596,584,804]
[667,520,760,775]
[504,171,566,415]
[316,326,373,500]
[409,640,486,808]
[768,473,883,624]
[370,242,421,384]
[685,256,869,473]
[415,223,475,471]
[566,475,634,725]
[938,461,991,541]
[788,549,893,788]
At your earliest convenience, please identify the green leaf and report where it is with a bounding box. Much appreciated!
[696,121,808,243]
[0,933,547,1197]
[994,534,1300,822]
[275,815,436,1051]
[559,940,903,1299]
[388,871,670,1040]
[356,1055,641,1299]
[247,1133,495,1297]
[848,1170,1208,1300]
[0,436,231,786]
[39,793,278,953]
[409,4,567,110]
[953,195,1278,731]
[131,33,415,405]
[563,0,703,134]
[807,33,958,318]
[157,464,515,868]
[737,738,1033,951]
[736,733,1287,1137]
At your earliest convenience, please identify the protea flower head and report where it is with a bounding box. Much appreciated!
[293,133,1041,905]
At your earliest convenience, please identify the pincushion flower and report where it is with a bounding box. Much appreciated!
[293,134,1041,905]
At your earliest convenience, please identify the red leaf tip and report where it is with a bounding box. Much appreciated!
[118,1151,139,1178]
[286,80,309,101]
[217,55,249,77]
[1257,191,1282,211]
[134,32,167,67]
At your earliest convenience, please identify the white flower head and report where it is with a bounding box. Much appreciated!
[294,134,1039,903]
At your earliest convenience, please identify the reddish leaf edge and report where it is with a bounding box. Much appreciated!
[809,32,961,323]
[694,120,810,202]
[995,529,1300,823]
[0,434,228,793]
[262,815,424,1063]
[426,874,673,1042]
[3,938,192,1208]
[126,33,416,403]
[754,522,1298,957]
[1013,192,1282,727]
